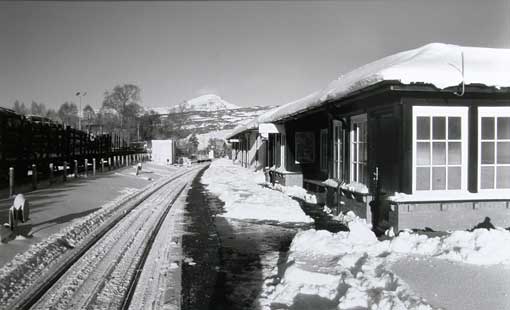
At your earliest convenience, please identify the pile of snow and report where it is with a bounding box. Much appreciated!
[265,221,510,309]
[201,159,312,223]
[269,183,326,205]
[340,181,369,194]
[261,43,510,123]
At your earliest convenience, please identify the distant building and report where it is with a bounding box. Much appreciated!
[228,43,510,233]
[151,140,176,165]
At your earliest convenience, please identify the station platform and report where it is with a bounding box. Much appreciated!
[0,162,182,267]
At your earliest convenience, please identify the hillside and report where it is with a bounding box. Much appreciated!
[152,94,240,114]
[151,104,275,150]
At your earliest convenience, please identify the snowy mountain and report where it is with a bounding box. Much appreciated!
[150,103,275,150]
[153,94,240,114]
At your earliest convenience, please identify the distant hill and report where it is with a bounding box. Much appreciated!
[149,95,275,150]
[152,94,240,114]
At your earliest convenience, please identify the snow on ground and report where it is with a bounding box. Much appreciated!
[0,167,187,308]
[201,159,312,223]
[264,219,510,309]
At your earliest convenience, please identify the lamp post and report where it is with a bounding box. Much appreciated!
[75,91,87,130]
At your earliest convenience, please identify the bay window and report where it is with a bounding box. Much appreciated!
[413,106,468,192]
[478,107,510,190]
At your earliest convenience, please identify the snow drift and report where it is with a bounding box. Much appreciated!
[267,219,510,309]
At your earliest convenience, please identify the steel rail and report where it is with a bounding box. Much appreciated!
[12,165,206,310]
[120,181,188,310]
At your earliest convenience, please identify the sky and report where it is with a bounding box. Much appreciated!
[1,0,509,111]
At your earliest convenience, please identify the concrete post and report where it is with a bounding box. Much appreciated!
[9,167,14,197]
[74,160,78,178]
[108,157,112,171]
[49,163,54,184]
[92,158,96,176]
[31,164,37,190]
[125,155,128,167]
[63,161,67,182]
[101,158,105,173]
[84,159,88,177]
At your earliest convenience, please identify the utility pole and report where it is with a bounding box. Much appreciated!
[76,91,87,130]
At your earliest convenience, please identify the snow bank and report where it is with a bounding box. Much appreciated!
[201,159,312,223]
[266,222,510,309]
[0,182,162,307]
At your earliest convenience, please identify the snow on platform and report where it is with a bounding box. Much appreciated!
[0,162,180,267]
[201,159,312,224]
[265,218,510,309]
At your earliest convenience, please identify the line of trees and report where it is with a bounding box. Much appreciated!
[10,84,154,143]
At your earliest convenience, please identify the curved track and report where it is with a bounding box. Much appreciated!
[10,164,206,310]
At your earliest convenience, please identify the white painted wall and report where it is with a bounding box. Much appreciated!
[151,140,175,164]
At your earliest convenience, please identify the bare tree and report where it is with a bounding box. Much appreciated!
[102,84,142,129]
[58,101,79,128]
[12,100,28,114]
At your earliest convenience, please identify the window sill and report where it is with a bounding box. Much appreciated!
[389,190,510,203]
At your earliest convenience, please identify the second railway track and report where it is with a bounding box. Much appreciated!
[6,164,207,310]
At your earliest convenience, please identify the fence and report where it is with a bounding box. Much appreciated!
[0,108,147,190]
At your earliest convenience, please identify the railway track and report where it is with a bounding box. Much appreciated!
[5,164,207,310]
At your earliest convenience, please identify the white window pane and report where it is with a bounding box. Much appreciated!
[448,117,461,140]
[359,165,366,184]
[447,167,461,190]
[432,142,446,165]
[482,142,495,164]
[481,117,495,140]
[432,167,446,190]
[481,166,495,189]
[416,167,430,190]
[496,166,510,188]
[497,142,510,164]
[497,117,510,139]
[352,124,358,142]
[417,117,430,140]
[359,122,367,142]
[417,142,430,165]
[360,143,367,162]
[448,142,461,165]
[433,117,446,139]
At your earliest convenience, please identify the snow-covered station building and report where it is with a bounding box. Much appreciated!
[228,43,510,233]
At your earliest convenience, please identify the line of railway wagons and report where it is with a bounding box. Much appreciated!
[0,107,145,187]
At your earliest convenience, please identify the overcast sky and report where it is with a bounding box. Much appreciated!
[1,0,509,111]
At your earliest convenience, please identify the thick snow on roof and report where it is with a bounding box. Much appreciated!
[264,43,510,123]
[227,105,281,139]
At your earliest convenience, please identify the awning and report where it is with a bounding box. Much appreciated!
[259,123,284,139]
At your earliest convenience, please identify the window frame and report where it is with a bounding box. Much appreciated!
[477,107,510,191]
[350,114,368,184]
[332,120,344,180]
[412,106,468,193]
